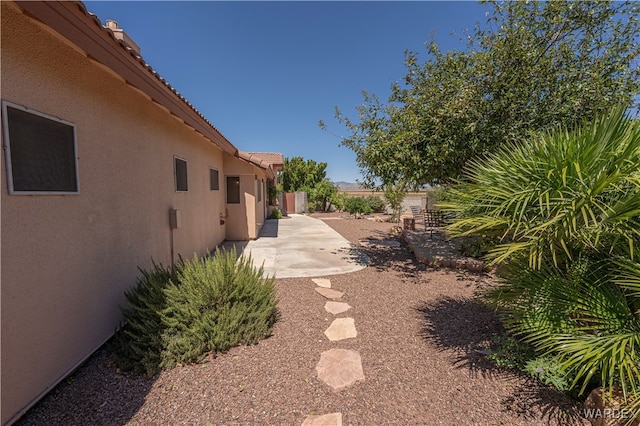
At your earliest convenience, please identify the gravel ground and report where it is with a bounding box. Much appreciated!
[18,212,587,425]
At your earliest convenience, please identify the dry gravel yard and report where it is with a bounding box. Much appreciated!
[18,212,587,425]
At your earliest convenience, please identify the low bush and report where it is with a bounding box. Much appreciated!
[331,192,348,212]
[111,248,278,377]
[110,262,174,376]
[364,195,386,213]
[457,235,500,258]
[486,332,589,396]
[524,356,571,393]
[344,196,372,216]
[486,333,535,371]
[269,208,282,219]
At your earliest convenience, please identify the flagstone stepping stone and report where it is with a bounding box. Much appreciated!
[312,278,331,288]
[324,317,357,341]
[324,301,351,315]
[315,287,343,300]
[316,348,365,391]
[302,412,342,426]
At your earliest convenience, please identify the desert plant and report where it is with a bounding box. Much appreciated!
[444,107,640,268]
[331,191,348,212]
[159,249,278,370]
[269,208,282,219]
[486,333,589,396]
[345,196,372,216]
[443,107,640,416]
[457,235,500,259]
[486,333,535,371]
[364,195,386,213]
[111,248,278,377]
[110,262,175,376]
[267,182,278,206]
[524,355,571,393]
[384,182,407,223]
[310,179,339,212]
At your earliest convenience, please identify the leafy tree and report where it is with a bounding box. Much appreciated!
[278,156,327,193]
[330,191,348,212]
[308,178,338,212]
[443,108,640,417]
[384,181,407,223]
[332,0,640,187]
[345,197,372,217]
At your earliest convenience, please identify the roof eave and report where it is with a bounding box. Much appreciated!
[14,1,238,156]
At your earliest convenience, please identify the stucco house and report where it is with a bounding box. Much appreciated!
[1,2,283,424]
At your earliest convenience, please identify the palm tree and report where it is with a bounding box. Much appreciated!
[442,107,640,418]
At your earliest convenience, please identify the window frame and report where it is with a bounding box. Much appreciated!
[2,100,80,195]
[257,176,262,202]
[174,156,188,192]
[226,176,240,204]
[209,167,219,191]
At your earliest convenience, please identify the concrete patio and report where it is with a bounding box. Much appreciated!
[222,214,369,279]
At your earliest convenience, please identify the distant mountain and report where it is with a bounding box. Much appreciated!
[334,181,365,191]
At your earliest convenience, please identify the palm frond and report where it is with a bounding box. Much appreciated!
[443,106,640,266]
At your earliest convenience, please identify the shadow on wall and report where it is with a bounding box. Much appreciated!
[15,348,154,426]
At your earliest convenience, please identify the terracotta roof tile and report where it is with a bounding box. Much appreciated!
[246,152,284,167]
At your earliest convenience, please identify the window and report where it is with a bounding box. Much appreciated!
[174,157,188,192]
[226,176,240,204]
[209,168,219,190]
[2,101,79,194]
[257,177,262,202]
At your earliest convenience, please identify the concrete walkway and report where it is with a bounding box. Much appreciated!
[223,214,369,279]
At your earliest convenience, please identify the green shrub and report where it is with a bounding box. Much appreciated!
[345,196,372,216]
[524,356,571,392]
[331,192,348,212]
[487,334,578,394]
[364,195,386,213]
[269,208,282,219]
[384,182,407,223]
[444,108,640,415]
[486,333,535,371]
[110,262,174,376]
[267,183,278,206]
[111,248,278,377]
[457,235,500,258]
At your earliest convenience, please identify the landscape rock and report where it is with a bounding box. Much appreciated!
[315,287,344,300]
[312,278,331,288]
[324,301,352,315]
[302,412,343,426]
[324,317,357,341]
[316,348,365,391]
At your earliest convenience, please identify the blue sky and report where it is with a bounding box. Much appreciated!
[86,1,492,183]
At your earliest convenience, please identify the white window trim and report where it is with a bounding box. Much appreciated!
[174,156,188,193]
[2,100,80,195]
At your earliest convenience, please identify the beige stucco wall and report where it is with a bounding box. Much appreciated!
[1,4,227,424]
[223,154,268,240]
